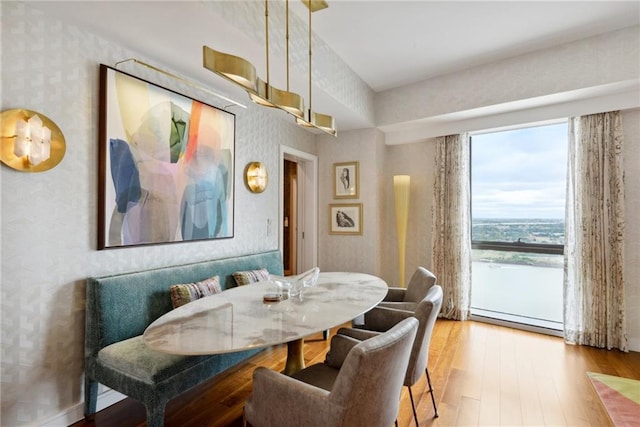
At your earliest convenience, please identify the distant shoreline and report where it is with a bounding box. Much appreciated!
[473,259,562,268]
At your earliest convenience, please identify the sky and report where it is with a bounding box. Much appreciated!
[471,122,568,220]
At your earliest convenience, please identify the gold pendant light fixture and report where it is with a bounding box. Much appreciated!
[248,0,305,118]
[295,0,336,136]
[202,0,336,136]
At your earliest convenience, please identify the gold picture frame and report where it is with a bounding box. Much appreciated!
[329,203,363,235]
[333,161,359,199]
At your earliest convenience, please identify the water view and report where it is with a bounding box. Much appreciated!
[471,219,564,330]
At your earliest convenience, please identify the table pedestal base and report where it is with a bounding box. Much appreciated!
[283,339,305,375]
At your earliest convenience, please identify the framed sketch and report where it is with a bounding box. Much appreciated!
[98,64,235,249]
[329,203,363,235]
[333,161,359,199]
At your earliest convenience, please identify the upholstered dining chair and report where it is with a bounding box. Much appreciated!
[342,285,443,426]
[243,317,419,427]
[377,266,437,312]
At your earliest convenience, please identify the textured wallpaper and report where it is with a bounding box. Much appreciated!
[379,141,438,287]
[0,2,315,425]
[317,128,385,277]
[621,109,640,350]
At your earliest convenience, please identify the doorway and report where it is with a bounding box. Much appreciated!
[283,159,298,275]
[280,146,318,274]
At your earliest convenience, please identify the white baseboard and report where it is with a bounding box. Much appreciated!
[38,389,127,427]
[628,337,640,352]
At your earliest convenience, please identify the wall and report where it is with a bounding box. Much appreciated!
[379,140,437,287]
[316,128,385,276]
[0,2,315,426]
[622,109,640,351]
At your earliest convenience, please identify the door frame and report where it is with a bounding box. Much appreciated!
[279,145,318,272]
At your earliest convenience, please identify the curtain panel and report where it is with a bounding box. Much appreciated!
[564,111,627,351]
[432,133,471,320]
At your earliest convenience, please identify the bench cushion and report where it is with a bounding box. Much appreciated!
[233,268,270,286]
[98,336,212,384]
[170,276,222,308]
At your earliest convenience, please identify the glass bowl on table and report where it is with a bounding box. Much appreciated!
[271,267,320,299]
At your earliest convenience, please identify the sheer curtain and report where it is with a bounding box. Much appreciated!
[432,133,471,320]
[564,111,627,351]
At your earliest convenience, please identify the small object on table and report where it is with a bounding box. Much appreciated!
[263,293,282,303]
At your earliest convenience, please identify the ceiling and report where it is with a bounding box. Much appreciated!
[299,1,640,92]
[27,1,640,131]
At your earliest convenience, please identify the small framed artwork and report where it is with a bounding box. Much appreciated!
[333,161,359,199]
[329,203,363,235]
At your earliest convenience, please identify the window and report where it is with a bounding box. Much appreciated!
[470,122,568,331]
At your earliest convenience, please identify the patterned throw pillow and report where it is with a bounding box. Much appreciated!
[170,276,222,309]
[232,268,270,286]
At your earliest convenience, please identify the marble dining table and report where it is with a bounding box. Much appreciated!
[143,271,388,374]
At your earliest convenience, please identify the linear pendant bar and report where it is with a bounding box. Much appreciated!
[201,0,336,136]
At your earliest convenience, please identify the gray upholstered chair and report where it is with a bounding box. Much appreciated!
[377,266,437,312]
[243,317,419,427]
[342,285,443,426]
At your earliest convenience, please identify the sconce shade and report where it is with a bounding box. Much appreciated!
[202,46,259,93]
[14,114,52,166]
[271,86,305,119]
[246,78,305,119]
[1,109,65,172]
[245,162,268,193]
[296,110,336,136]
[394,175,411,286]
[249,77,278,108]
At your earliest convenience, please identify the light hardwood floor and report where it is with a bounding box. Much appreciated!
[72,320,640,427]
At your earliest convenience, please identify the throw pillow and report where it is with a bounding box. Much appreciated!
[232,268,270,286]
[170,276,222,309]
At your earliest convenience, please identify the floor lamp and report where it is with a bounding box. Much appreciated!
[394,175,410,287]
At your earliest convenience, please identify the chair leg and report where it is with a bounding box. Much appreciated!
[145,404,166,427]
[425,368,439,418]
[395,420,399,427]
[323,329,329,340]
[83,377,98,420]
[407,385,420,426]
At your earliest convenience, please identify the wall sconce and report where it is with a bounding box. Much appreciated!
[393,175,411,287]
[245,162,268,193]
[1,109,66,172]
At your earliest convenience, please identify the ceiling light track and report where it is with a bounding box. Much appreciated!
[114,57,247,110]
[202,0,336,136]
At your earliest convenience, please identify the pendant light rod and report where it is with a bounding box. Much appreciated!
[265,0,270,85]
[307,3,312,116]
[286,0,290,91]
[296,0,336,136]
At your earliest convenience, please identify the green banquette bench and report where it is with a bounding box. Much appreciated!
[84,250,283,427]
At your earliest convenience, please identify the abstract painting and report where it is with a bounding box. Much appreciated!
[98,64,235,249]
